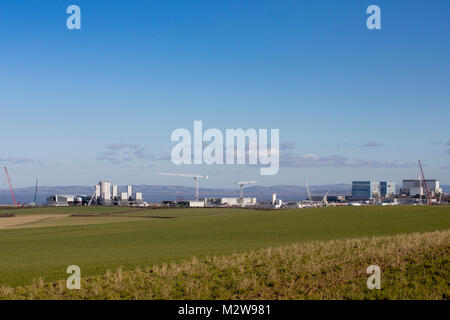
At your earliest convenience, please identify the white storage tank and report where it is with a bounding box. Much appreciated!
[100,181,111,200]
[95,185,101,198]
[112,185,118,198]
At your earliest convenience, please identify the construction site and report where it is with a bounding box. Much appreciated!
[45,181,145,207]
[1,160,449,209]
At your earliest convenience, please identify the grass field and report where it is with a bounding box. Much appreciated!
[2,229,448,299]
[0,205,449,293]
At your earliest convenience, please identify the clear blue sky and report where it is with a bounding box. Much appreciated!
[1,0,449,188]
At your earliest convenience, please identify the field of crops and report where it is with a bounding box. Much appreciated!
[0,205,449,298]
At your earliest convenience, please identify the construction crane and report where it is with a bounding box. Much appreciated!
[3,166,17,206]
[304,180,312,202]
[235,181,257,199]
[158,173,208,201]
[418,174,424,205]
[418,160,431,205]
[33,178,38,205]
[322,190,330,205]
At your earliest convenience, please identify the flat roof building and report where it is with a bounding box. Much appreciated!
[352,181,377,200]
[352,181,395,200]
[46,195,83,207]
[402,179,442,196]
[380,181,395,197]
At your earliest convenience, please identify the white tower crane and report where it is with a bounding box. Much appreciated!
[235,181,257,199]
[158,173,208,201]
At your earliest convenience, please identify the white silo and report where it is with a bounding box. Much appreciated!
[272,193,277,205]
[100,181,111,200]
[127,185,132,198]
[95,185,101,198]
[112,185,118,199]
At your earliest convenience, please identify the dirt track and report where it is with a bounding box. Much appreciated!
[0,214,69,229]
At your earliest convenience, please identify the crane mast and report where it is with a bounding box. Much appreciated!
[33,178,38,204]
[418,160,431,205]
[3,166,17,206]
[88,189,97,206]
[322,190,329,205]
[235,181,257,199]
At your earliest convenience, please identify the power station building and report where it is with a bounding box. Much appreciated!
[380,181,396,197]
[92,181,143,206]
[401,179,442,196]
[351,181,395,200]
[46,181,145,207]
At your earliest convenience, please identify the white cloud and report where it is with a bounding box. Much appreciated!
[280,141,296,150]
[0,157,38,165]
[280,153,415,168]
[364,141,384,147]
[98,143,153,164]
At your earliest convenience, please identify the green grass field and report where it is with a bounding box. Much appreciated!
[0,205,449,289]
[3,230,448,299]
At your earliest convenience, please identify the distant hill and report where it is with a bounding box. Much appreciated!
[1,184,448,205]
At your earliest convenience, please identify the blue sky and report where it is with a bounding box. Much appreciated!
[1,0,449,188]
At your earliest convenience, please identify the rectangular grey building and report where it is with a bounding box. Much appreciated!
[352,180,395,200]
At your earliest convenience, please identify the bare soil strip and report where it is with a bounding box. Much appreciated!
[69,214,177,219]
[0,215,69,229]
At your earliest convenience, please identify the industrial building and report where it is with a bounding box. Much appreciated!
[160,197,258,208]
[401,179,442,197]
[200,197,257,207]
[47,181,146,207]
[351,181,395,200]
[218,197,257,206]
[46,195,83,207]
[91,181,144,206]
[380,181,396,197]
